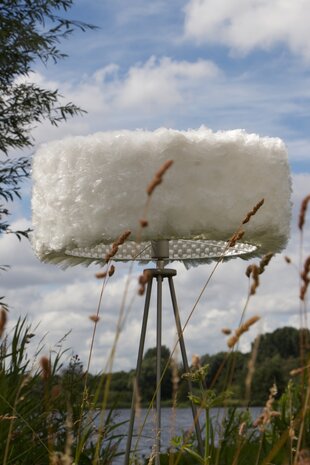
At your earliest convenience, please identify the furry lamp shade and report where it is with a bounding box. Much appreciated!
[31,127,291,267]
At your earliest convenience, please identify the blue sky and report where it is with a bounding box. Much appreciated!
[34,0,310,169]
[1,0,310,372]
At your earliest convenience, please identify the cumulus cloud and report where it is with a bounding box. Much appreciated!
[114,56,219,109]
[26,56,220,145]
[183,0,310,61]
[24,57,310,168]
[57,55,218,122]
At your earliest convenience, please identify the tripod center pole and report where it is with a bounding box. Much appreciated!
[151,240,169,269]
[151,240,169,464]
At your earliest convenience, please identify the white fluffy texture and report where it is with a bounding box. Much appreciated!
[32,127,291,264]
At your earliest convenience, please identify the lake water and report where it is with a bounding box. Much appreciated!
[106,406,262,464]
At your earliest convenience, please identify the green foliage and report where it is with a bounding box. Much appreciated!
[255,326,309,361]
[170,379,310,465]
[91,327,309,409]
[0,0,96,153]
[196,327,309,405]
[0,318,122,464]
[251,354,288,404]
[106,370,133,406]
[200,351,249,396]
[138,345,173,402]
[0,0,96,277]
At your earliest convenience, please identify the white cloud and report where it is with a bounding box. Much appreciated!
[26,56,219,144]
[59,56,219,120]
[115,0,171,25]
[184,0,310,61]
[115,56,219,110]
[23,57,310,167]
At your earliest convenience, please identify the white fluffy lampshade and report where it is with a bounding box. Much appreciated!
[31,127,292,267]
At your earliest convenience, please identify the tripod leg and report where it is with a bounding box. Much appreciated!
[155,274,163,465]
[124,277,153,465]
[168,276,204,456]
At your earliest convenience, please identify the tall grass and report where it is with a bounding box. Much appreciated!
[0,317,124,464]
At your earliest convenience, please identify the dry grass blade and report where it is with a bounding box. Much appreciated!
[253,384,280,431]
[227,316,260,349]
[228,229,245,247]
[138,270,152,295]
[298,194,310,231]
[40,356,51,380]
[242,198,265,225]
[139,218,148,228]
[246,253,274,296]
[246,264,260,295]
[104,230,131,262]
[258,252,274,274]
[290,363,310,376]
[300,256,310,301]
[227,199,264,249]
[95,264,115,280]
[146,159,174,196]
[0,307,7,338]
[140,159,174,228]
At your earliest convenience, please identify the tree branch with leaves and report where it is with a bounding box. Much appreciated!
[0,0,96,307]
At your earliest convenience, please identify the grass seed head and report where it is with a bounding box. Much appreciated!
[253,383,277,430]
[40,356,51,380]
[290,366,305,376]
[298,194,310,231]
[300,256,310,301]
[246,264,254,278]
[104,230,131,262]
[192,354,201,368]
[0,307,7,338]
[258,252,274,274]
[95,270,107,279]
[227,335,238,349]
[146,160,174,196]
[242,198,265,225]
[138,270,152,295]
[108,264,115,277]
[249,265,260,295]
[139,218,149,228]
[227,316,260,348]
[239,421,247,436]
[228,229,245,247]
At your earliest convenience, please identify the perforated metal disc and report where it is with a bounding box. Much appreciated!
[64,239,257,265]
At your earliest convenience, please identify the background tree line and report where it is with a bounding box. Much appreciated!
[72,326,309,407]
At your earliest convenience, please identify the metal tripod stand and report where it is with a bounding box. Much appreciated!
[124,240,203,465]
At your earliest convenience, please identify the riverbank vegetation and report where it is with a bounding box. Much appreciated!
[90,326,309,408]
[1,318,310,464]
